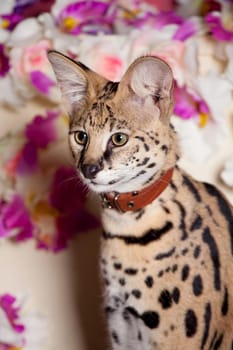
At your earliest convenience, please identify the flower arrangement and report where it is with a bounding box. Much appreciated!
[0,293,48,350]
[0,1,233,348]
[0,0,232,252]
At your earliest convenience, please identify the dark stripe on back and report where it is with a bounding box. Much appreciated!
[103,221,173,245]
[183,175,202,202]
[204,182,233,255]
[201,303,211,349]
[202,227,221,291]
[190,215,203,231]
[155,246,176,260]
[209,331,217,350]
[173,199,188,240]
[213,333,224,350]
[221,286,228,316]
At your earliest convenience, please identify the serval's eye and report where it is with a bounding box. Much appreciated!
[74,131,88,145]
[111,133,128,147]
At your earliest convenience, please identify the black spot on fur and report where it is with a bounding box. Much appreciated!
[181,264,190,281]
[137,157,150,167]
[193,245,201,259]
[113,262,122,270]
[190,215,203,231]
[155,246,176,260]
[144,143,150,152]
[192,275,203,296]
[172,287,180,304]
[185,309,198,337]
[145,276,154,288]
[147,162,156,168]
[112,330,120,345]
[158,290,172,309]
[124,268,138,275]
[132,289,141,299]
[181,248,189,256]
[161,144,168,154]
[125,307,160,329]
[141,311,160,329]
[119,278,125,286]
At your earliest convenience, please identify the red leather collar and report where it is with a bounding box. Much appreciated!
[100,168,174,212]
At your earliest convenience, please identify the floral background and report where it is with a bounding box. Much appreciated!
[0,0,233,348]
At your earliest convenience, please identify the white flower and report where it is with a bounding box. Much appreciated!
[7,18,43,48]
[220,157,233,188]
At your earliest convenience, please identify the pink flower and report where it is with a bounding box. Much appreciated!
[173,18,200,41]
[31,166,99,252]
[174,82,210,126]
[0,45,10,77]
[0,194,34,241]
[96,55,124,81]
[143,0,175,12]
[57,1,115,35]
[16,40,51,76]
[16,110,58,175]
[0,294,25,334]
[44,166,100,252]
[205,12,233,41]
[12,40,55,96]
[25,110,58,148]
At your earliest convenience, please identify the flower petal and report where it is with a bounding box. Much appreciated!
[30,70,55,95]
[25,111,58,148]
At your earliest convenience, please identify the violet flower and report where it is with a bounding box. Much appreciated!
[173,18,199,41]
[46,166,100,252]
[25,110,58,148]
[13,0,55,20]
[121,10,183,30]
[0,45,10,78]
[174,82,210,127]
[0,194,34,241]
[0,14,22,31]
[205,12,233,41]
[57,1,115,35]
[0,294,25,334]
[30,70,55,95]
[17,110,58,175]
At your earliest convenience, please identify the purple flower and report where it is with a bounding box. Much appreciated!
[16,142,38,175]
[45,166,100,252]
[57,1,115,35]
[174,82,210,125]
[0,195,34,241]
[0,45,10,77]
[0,294,25,333]
[0,14,22,30]
[205,12,233,41]
[173,18,199,41]
[16,110,58,175]
[25,110,58,148]
[13,0,55,19]
[122,10,183,29]
[30,70,55,95]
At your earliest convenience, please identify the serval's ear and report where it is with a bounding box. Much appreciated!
[116,56,174,118]
[48,51,107,115]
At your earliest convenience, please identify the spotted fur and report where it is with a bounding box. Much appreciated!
[49,51,233,350]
